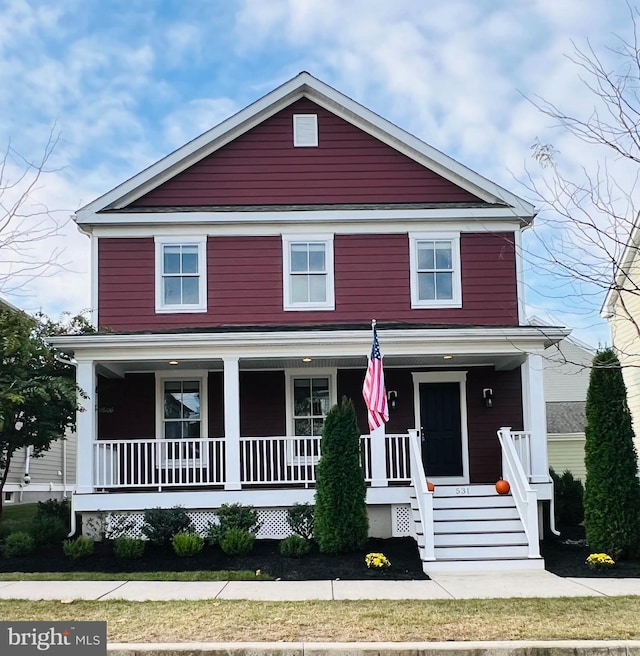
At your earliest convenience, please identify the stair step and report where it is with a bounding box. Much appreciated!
[434,506,520,521]
[434,531,527,547]
[434,544,530,560]
[433,519,522,533]
[431,484,500,497]
[434,495,514,509]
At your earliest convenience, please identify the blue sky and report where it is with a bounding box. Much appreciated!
[0,0,633,347]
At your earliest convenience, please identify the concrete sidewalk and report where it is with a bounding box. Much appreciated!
[0,571,639,600]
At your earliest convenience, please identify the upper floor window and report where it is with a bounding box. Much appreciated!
[155,236,207,313]
[282,235,335,311]
[409,232,462,308]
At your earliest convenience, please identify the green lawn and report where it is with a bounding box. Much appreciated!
[0,597,639,642]
[0,503,38,534]
[0,570,270,581]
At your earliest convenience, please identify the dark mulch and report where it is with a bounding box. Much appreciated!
[541,525,640,578]
[0,537,428,581]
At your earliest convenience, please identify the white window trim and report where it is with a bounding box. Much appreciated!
[155,371,209,467]
[154,235,207,313]
[412,371,470,485]
[282,234,335,311]
[409,232,462,309]
[285,368,337,465]
[293,114,318,147]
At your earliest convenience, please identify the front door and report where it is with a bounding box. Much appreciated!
[419,382,463,478]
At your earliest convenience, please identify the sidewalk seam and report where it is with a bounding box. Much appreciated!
[97,580,130,600]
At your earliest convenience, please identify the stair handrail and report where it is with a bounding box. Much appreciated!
[408,429,435,561]
[497,426,540,558]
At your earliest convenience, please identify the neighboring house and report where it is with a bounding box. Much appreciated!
[543,335,594,481]
[50,72,568,572]
[0,297,77,505]
[602,220,640,460]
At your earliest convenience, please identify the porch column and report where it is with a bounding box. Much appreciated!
[522,352,549,483]
[369,426,388,487]
[223,356,241,490]
[75,358,95,494]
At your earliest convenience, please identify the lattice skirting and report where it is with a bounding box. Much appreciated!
[95,504,412,540]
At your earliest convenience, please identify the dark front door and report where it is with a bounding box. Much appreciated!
[419,382,463,477]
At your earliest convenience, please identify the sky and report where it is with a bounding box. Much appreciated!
[0,0,635,348]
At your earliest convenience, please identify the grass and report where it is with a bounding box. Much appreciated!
[0,503,38,534]
[0,570,270,581]
[0,597,639,642]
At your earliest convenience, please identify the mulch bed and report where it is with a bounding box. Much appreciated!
[0,537,429,581]
[541,525,640,578]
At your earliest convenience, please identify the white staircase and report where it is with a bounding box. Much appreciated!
[410,484,544,572]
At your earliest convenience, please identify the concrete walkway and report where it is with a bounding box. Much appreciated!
[0,571,639,601]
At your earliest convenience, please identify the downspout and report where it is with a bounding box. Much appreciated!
[54,352,78,536]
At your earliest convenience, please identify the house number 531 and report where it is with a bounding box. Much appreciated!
[455,487,470,495]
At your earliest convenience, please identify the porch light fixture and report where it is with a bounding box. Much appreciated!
[483,388,493,408]
[302,357,312,362]
[387,390,398,412]
[168,360,179,366]
[443,355,453,360]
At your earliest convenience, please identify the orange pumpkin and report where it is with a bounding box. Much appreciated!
[427,481,435,492]
[495,479,510,495]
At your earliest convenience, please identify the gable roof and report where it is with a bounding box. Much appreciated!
[602,215,640,318]
[76,72,535,225]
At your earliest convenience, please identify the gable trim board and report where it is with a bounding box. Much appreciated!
[75,73,534,225]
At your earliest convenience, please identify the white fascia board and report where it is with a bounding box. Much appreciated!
[76,71,534,223]
[50,326,569,362]
[85,206,528,229]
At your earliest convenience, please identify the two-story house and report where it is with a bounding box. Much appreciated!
[51,73,567,572]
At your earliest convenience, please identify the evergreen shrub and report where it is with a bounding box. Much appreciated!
[142,506,193,547]
[550,468,584,527]
[31,516,68,546]
[1,531,35,558]
[172,532,204,557]
[219,528,255,556]
[207,504,261,545]
[113,536,145,559]
[280,534,311,558]
[63,536,94,560]
[286,503,315,540]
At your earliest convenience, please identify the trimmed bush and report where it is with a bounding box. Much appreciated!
[1,531,35,558]
[172,532,204,557]
[220,528,255,556]
[280,534,311,558]
[63,536,94,560]
[286,503,315,540]
[36,498,71,525]
[142,506,193,547]
[584,348,640,559]
[550,468,584,527]
[31,516,68,546]
[113,536,145,559]
[207,503,261,546]
[314,396,368,553]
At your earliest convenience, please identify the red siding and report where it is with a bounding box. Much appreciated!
[240,371,286,437]
[98,233,517,331]
[97,373,155,439]
[131,98,480,206]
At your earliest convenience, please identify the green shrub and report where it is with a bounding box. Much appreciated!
[30,516,68,546]
[584,348,640,559]
[207,503,261,546]
[286,503,315,540]
[315,396,368,553]
[36,498,71,525]
[172,532,204,557]
[280,534,311,558]
[1,531,35,558]
[142,506,193,547]
[63,536,94,560]
[550,468,584,527]
[113,536,145,559]
[219,528,255,556]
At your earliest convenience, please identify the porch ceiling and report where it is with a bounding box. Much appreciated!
[97,352,526,378]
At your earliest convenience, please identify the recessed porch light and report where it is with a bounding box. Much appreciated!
[302,357,312,363]
[443,355,453,360]
[168,360,179,366]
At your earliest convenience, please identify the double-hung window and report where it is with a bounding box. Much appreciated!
[283,235,335,310]
[409,232,462,308]
[155,236,207,312]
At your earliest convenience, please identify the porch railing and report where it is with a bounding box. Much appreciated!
[408,429,435,560]
[508,431,532,480]
[93,434,411,489]
[496,427,540,558]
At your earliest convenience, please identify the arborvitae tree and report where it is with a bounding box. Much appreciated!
[583,348,640,559]
[314,396,368,552]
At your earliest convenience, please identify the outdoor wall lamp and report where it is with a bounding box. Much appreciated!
[388,390,398,412]
[483,388,493,408]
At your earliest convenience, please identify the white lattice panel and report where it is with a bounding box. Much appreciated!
[256,509,292,539]
[392,505,412,536]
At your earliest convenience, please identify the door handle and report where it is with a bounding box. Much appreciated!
[420,427,425,442]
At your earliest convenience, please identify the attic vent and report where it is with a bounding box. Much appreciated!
[293,114,318,147]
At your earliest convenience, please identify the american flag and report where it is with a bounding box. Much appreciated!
[362,325,389,431]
